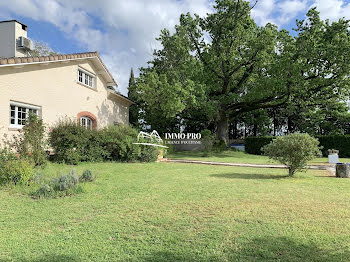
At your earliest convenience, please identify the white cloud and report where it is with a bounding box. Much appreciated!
[312,0,350,22]
[0,0,213,95]
[277,0,308,24]
[251,0,277,25]
[252,0,309,26]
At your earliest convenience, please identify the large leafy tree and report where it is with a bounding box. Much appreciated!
[134,0,350,142]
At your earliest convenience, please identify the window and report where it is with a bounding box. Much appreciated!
[78,68,95,88]
[80,116,93,130]
[10,102,39,128]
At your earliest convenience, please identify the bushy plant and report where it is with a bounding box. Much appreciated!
[262,133,321,177]
[10,113,47,166]
[80,169,95,182]
[201,129,215,156]
[32,169,82,198]
[49,119,158,163]
[0,159,34,185]
[213,140,227,152]
[49,118,105,164]
[52,170,79,191]
[34,184,54,198]
[139,144,159,162]
[100,125,141,162]
[0,148,17,168]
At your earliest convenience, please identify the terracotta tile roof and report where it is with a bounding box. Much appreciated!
[0,51,135,104]
[0,51,118,86]
[0,51,98,66]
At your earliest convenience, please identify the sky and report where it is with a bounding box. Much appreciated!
[0,0,350,95]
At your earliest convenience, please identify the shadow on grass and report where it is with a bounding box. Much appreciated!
[236,236,350,262]
[138,237,349,261]
[210,172,288,180]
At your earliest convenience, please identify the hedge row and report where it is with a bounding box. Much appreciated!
[245,136,274,155]
[316,135,350,157]
[245,135,350,157]
[49,119,159,164]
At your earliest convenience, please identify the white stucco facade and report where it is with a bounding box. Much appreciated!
[0,58,133,140]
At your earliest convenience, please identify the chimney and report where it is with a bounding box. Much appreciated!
[0,20,29,58]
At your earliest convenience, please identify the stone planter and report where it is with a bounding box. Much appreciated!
[336,163,350,178]
[328,153,339,164]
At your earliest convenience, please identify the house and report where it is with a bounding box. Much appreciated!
[0,20,134,140]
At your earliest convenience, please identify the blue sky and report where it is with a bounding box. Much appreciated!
[0,0,349,95]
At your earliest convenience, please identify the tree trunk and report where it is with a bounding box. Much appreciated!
[288,168,295,177]
[273,110,277,136]
[216,111,229,145]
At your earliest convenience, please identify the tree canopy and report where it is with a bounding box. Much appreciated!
[131,0,350,142]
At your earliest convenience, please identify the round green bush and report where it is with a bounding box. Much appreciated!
[0,159,34,185]
[80,170,95,182]
[263,133,321,177]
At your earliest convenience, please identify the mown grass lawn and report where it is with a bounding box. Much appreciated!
[168,150,350,165]
[1,162,350,261]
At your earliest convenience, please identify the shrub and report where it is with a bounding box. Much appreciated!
[34,184,54,198]
[49,119,158,163]
[201,129,215,156]
[262,133,321,177]
[0,148,17,168]
[0,159,34,185]
[49,118,105,164]
[100,125,141,162]
[80,169,95,182]
[10,113,47,166]
[32,169,82,198]
[245,136,274,155]
[213,140,227,152]
[52,170,79,191]
[139,144,159,162]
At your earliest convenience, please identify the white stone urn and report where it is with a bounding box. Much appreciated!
[328,149,339,164]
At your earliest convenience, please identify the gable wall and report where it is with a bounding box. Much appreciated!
[0,60,130,140]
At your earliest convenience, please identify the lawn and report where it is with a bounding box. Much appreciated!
[168,150,350,165]
[1,162,350,261]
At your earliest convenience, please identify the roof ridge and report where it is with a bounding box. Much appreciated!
[0,51,119,87]
[0,51,99,64]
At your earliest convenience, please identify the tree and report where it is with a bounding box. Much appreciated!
[29,40,58,56]
[263,133,321,177]
[134,1,350,142]
[128,68,139,127]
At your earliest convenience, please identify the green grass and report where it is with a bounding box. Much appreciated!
[1,162,350,261]
[168,150,350,165]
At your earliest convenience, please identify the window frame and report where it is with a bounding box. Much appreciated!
[77,67,96,89]
[9,101,40,129]
[80,116,93,130]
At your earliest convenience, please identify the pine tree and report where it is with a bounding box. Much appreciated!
[128,68,139,127]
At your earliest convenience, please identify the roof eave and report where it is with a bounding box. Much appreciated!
[107,90,135,105]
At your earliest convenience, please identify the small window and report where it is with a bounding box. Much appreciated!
[80,116,93,130]
[78,69,95,88]
[10,103,39,128]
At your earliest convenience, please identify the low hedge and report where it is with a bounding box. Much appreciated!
[49,119,158,164]
[245,136,274,155]
[245,135,350,157]
[316,135,350,157]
